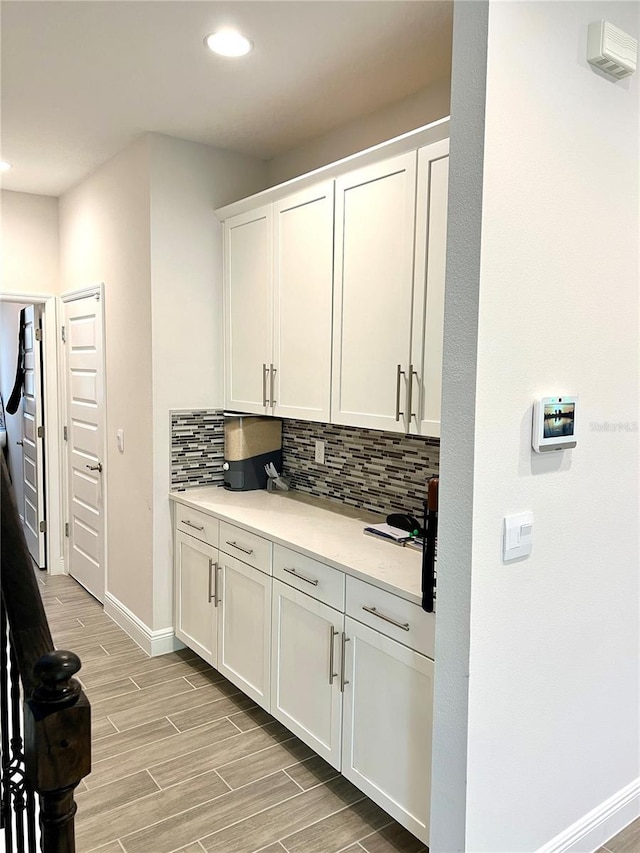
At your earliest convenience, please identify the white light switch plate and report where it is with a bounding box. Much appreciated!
[503,511,534,561]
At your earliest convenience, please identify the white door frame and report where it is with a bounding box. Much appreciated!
[61,283,108,598]
[0,292,64,575]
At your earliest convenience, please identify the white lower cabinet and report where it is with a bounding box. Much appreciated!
[173,505,434,845]
[218,553,272,709]
[341,616,434,845]
[174,530,219,667]
[271,580,344,768]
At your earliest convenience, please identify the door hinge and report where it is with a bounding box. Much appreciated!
[37,425,45,439]
[39,520,47,534]
[61,325,66,343]
[65,522,70,538]
[35,328,42,342]
[63,425,68,441]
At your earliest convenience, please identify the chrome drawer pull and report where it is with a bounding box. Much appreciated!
[340,632,350,693]
[183,519,205,531]
[328,626,339,685]
[283,567,319,586]
[226,540,254,556]
[362,606,410,632]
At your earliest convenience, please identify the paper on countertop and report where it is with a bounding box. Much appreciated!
[363,523,413,542]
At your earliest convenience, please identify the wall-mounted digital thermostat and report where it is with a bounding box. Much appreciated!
[587,20,637,80]
[532,396,578,453]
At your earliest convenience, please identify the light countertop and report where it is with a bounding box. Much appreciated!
[170,487,425,606]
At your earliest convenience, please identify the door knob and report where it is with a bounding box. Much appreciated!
[16,440,24,446]
[85,462,103,473]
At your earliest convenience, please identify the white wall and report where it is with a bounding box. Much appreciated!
[148,133,267,630]
[430,3,488,851]
[266,77,450,185]
[59,137,155,626]
[0,190,59,294]
[435,2,639,850]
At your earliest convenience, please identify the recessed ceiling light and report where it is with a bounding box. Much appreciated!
[205,29,253,58]
[0,161,12,172]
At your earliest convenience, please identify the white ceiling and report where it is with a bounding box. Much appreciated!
[1,1,452,198]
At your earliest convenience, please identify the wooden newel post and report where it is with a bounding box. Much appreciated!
[24,650,91,853]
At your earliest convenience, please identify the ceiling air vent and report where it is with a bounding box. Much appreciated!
[587,20,637,79]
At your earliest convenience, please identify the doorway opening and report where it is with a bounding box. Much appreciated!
[0,293,64,577]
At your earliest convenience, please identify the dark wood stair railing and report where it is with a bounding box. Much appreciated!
[1,457,91,852]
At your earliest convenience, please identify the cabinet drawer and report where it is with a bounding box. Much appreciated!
[346,576,435,659]
[219,521,272,574]
[273,545,345,611]
[175,504,219,547]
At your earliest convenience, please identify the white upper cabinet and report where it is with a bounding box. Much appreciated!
[332,152,417,433]
[221,129,450,435]
[224,205,273,414]
[410,140,450,438]
[272,182,334,422]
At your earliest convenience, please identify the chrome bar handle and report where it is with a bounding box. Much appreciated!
[270,364,277,407]
[328,626,339,685]
[407,364,418,421]
[262,363,269,407]
[283,566,319,587]
[340,632,350,692]
[182,519,205,532]
[362,605,410,632]
[214,562,221,607]
[395,364,405,422]
[208,558,215,603]
[226,540,254,556]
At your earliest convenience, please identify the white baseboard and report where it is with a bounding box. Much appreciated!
[104,592,184,657]
[48,556,66,576]
[537,777,640,853]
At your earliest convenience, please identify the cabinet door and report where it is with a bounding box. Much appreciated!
[332,152,417,432]
[224,205,273,414]
[410,140,449,438]
[218,554,271,710]
[273,181,334,422]
[342,616,434,845]
[174,531,218,667]
[271,580,343,769]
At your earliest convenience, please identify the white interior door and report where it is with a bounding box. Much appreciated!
[63,290,105,602]
[22,304,46,567]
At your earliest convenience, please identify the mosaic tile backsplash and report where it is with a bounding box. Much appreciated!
[282,420,439,519]
[170,410,224,489]
[170,411,440,519]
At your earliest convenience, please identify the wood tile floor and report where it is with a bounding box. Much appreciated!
[37,570,427,853]
[597,817,640,853]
